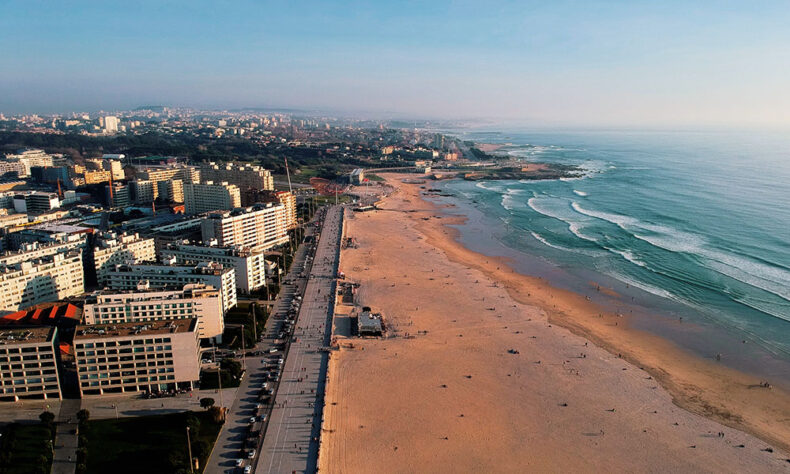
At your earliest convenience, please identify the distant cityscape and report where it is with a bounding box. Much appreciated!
[0,106,475,405]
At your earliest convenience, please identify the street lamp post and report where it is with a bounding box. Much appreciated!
[186,426,194,474]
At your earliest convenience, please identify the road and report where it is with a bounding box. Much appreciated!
[257,205,343,474]
[205,205,343,474]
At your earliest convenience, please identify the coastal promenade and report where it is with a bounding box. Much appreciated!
[257,205,343,474]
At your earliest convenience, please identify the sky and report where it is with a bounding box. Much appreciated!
[1,0,790,128]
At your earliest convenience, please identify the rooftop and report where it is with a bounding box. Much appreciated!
[75,318,197,340]
[0,326,55,345]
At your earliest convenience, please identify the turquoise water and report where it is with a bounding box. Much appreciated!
[435,129,790,381]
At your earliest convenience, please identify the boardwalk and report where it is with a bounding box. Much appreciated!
[257,205,343,474]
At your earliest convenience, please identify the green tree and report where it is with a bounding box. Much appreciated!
[39,411,55,425]
[200,397,215,410]
[76,409,90,424]
[185,414,201,436]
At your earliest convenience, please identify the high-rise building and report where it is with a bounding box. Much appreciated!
[0,327,62,401]
[200,162,274,191]
[130,180,158,204]
[161,243,268,293]
[90,232,156,286]
[0,250,84,312]
[183,181,241,215]
[103,116,119,134]
[105,183,130,208]
[104,262,237,312]
[83,284,224,341]
[73,319,200,396]
[156,179,184,203]
[135,165,200,185]
[12,192,60,215]
[201,204,289,250]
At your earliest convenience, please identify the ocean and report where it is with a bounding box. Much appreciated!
[430,128,790,385]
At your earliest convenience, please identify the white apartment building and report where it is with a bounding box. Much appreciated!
[130,180,157,204]
[104,262,236,312]
[161,243,267,293]
[103,116,119,133]
[0,326,61,401]
[91,232,156,286]
[183,181,241,215]
[74,319,200,396]
[83,284,224,341]
[3,149,54,177]
[157,179,184,203]
[200,162,274,191]
[201,204,289,250]
[136,165,200,185]
[0,250,84,312]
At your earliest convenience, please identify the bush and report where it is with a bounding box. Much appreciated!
[38,411,55,425]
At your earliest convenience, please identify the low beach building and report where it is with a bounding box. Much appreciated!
[74,319,200,396]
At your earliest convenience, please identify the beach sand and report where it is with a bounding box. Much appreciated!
[318,175,790,473]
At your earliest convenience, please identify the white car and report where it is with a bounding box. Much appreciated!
[247,449,256,459]
[236,458,244,467]
[249,417,256,424]
[244,466,252,474]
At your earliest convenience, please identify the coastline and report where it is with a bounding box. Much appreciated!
[408,175,790,453]
[319,175,789,472]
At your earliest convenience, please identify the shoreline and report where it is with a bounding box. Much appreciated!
[319,175,789,472]
[406,175,790,453]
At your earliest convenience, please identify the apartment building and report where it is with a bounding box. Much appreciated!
[130,180,157,204]
[183,181,241,215]
[157,179,184,203]
[200,162,274,191]
[136,165,200,185]
[3,149,54,177]
[161,243,267,293]
[91,232,156,286]
[83,284,223,341]
[73,319,200,396]
[0,326,61,401]
[104,262,236,312]
[201,204,289,250]
[0,250,85,313]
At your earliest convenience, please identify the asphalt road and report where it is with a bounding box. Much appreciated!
[205,205,343,474]
[257,205,343,474]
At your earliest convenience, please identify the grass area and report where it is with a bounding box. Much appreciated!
[314,194,353,205]
[199,367,241,390]
[83,411,222,474]
[0,422,54,474]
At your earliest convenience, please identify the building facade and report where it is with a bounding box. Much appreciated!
[0,326,61,401]
[83,284,224,341]
[200,204,289,250]
[0,250,85,313]
[91,232,156,286]
[200,162,274,191]
[161,243,267,293]
[74,319,200,396]
[104,262,237,312]
[183,182,241,215]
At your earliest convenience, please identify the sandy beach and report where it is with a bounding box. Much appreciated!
[318,175,790,473]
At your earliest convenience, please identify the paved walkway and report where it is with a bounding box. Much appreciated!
[50,399,80,474]
[258,205,343,474]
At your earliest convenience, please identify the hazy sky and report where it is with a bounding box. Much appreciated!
[2,1,790,127]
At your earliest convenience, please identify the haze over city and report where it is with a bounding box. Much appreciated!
[0,2,789,474]
[2,1,790,128]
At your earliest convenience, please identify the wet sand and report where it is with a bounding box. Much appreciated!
[318,175,790,472]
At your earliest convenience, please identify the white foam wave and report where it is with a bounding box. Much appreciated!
[609,272,676,300]
[571,202,790,302]
[530,232,565,251]
[608,248,647,268]
[568,222,598,243]
[573,190,588,197]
